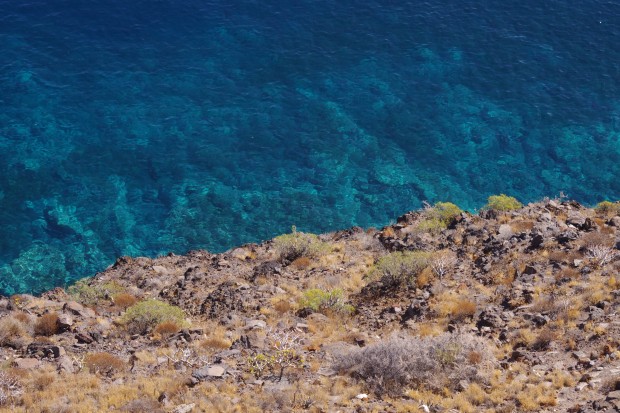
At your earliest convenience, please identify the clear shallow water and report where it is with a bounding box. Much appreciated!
[1,0,619,294]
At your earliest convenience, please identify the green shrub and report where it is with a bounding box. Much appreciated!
[273,226,330,262]
[429,202,462,224]
[369,251,431,286]
[594,200,620,215]
[484,194,522,211]
[415,202,462,234]
[67,279,125,306]
[299,288,354,315]
[120,299,187,335]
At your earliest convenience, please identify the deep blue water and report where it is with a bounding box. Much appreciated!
[1,0,619,294]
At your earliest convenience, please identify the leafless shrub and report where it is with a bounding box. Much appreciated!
[0,371,23,406]
[166,347,209,369]
[585,245,618,267]
[430,250,457,278]
[334,332,494,396]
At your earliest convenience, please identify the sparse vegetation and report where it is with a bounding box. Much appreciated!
[369,250,431,286]
[415,201,463,234]
[485,194,522,211]
[68,278,125,305]
[273,226,330,262]
[120,299,187,335]
[2,198,618,413]
[594,200,620,215]
[298,288,354,315]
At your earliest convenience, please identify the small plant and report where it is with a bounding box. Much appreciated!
[415,202,462,234]
[299,288,354,315]
[113,293,138,310]
[369,250,431,287]
[0,316,31,349]
[84,352,126,376]
[484,194,522,211]
[153,321,181,338]
[428,202,462,224]
[68,279,125,306]
[34,313,59,336]
[121,299,187,335]
[273,226,330,262]
[594,200,620,216]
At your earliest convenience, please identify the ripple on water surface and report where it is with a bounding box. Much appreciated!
[0,0,619,294]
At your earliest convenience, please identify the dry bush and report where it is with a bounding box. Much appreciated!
[290,256,311,269]
[272,299,292,314]
[84,352,126,376]
[529,328,557,351]
[34,313,59,337]
[12,312,30,324]
[510,220,535,233]
[547,250,568,264]
[201,325,232,351]
[334,332,494,396]
[113,293,138,310]
[580,232,614,248]
[0,316,32,349]
[0,371,23,406]
[120,399,165,413]
[450,300,477,322]
[32,373,55,391]
[153,321,181,338]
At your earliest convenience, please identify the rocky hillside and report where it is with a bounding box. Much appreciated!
[0,196,619,412]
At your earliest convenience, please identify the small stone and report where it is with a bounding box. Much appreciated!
[607,390,620,401]
[295,323,309,332]
[192,364,226,380]
[57,313,73,331]
[172,403,195,413]
[498,224,513,239]
[355,393,368,400]
[245,319,266,330]
[152,265,169,274]
[575,382,588,392]
[14,358,41,369]
[57,355,75,373]
[63,301,96,318]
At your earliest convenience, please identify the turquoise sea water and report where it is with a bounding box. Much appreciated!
[1,1,619,294]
